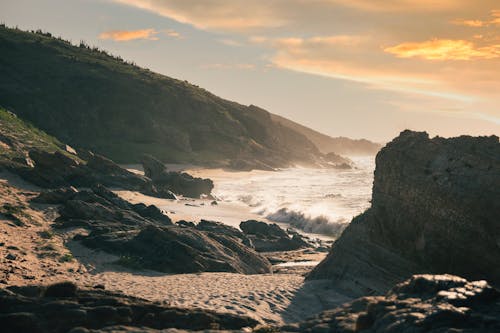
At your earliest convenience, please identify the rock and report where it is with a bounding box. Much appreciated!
[48,186,270,274]
[239,220,310,252]
[44,281,78,297]
[0,282,259,333]
[308,131,500,296]
[240,220,289,238]
[284,274,500,333]
[5,253,16,260]
[142,154,214,198]
[142,154,168,179]
[32,187,79,204]
[196,220,252,247]
[16,149,149,191]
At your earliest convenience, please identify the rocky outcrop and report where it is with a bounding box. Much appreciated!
[0,281,258,333]
[284,274,500,332]
[240,220,310,252]
[17,149,149,191]
[36,186,271,274]
[142,154,214,198]
[308,131,500,295]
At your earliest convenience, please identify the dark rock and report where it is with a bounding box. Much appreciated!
[0,282,259,333]
[32,187,79,204]
[16,149,149,191]
[49,186,270,274]
[239,220,310,252]
[142,155,214,198]
[5,253,17,260]
[44,282,78,297]
[196,220,252,247]
[285,274,500,333]
[176,220,196,228]
[308,131,500,295]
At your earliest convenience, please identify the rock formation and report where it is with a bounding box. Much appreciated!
[35,186,271,274]
[240,220,310,252]
[142,154,214,198]
[308,130,500,296]
[283,274,500,332]
[0,281,258,333]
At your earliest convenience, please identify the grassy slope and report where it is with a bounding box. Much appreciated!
[0,107,73,168]
[0,26,321,168]
[271,114,381,155]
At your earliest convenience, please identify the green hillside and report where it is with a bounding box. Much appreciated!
[0,107,74,168]
[0,26,324,169]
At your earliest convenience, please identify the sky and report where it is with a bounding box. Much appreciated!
[1,0,499,142]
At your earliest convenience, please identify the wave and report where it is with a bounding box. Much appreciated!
[265,207,348,236]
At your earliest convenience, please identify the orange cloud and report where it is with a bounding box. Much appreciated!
[384,39,500,60]
[99,29,159,41]
[452,9,500,27]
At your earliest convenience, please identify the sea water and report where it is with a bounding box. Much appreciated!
[208,156,375,237]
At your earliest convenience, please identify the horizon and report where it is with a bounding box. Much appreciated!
[1,0,499,142]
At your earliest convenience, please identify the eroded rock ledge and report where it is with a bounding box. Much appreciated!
[308,130,500,295]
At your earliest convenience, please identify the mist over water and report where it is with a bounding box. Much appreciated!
[211,156,375,237]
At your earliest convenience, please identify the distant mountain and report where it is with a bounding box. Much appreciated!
[0,26,354,169]
[271,114,381,155]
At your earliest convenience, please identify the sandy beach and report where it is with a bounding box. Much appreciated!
[0,172,350,325]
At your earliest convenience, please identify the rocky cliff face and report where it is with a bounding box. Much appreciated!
[308,130,500,296]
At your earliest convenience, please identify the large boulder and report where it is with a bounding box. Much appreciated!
[0,282,259,333]
[142,154,213,198]
[284,274,500,332]
[239,220,310,252]
[308,131,500,295]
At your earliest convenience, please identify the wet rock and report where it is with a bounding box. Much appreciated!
[240,220,309,252]
[308,131,500,295]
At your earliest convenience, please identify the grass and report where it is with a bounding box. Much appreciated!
[59,253,74,262]
[0,107,79,168]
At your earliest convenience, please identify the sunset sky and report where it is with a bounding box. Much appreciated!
[1,0,499,142]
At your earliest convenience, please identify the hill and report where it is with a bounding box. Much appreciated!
[0,26,353,169]
[271,114,381,155]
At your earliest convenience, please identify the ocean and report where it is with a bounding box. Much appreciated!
[205,156,375,237]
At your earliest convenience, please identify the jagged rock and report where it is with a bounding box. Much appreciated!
[0,282,258,333]
[142,155,214,198]
[308,130,500,295]
[17,150,149,191]
[44,186,270,274]
[239,220,310,252]
[32,187,79,204]
[284,274,500,333]
[196,220,253,248]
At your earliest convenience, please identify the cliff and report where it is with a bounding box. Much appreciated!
[308,130,500,296]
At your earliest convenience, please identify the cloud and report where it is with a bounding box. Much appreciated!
[99,28,159,41]
[112,0,500,123]
[201,63,256,70]
[164,29,182,38]
[452,9,500,27]
[113,0,287,32]
[384,39,500,60]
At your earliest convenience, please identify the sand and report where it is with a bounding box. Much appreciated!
[0,171,350,325]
